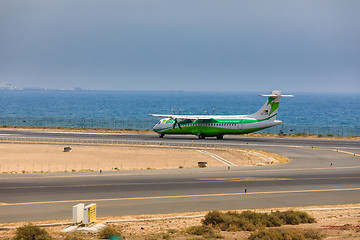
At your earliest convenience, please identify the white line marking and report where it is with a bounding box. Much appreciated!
[197,150,236,166]
[38,131,134,135]
[237,149,279,164]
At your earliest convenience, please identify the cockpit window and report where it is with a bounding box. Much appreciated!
[158,121,162,124]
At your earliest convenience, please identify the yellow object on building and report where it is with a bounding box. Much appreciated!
[84,203,96,224]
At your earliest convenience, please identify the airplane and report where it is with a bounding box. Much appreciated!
[149,90,293,139]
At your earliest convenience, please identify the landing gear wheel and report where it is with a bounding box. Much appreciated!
[216,135,223,140]
[198,134,205,139]
[159,133,164,138]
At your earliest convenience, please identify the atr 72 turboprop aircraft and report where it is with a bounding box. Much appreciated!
[149,91,293,139]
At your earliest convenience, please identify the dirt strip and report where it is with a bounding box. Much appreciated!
[0,143,288,173]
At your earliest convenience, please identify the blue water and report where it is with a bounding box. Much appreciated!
[0,90,359,127]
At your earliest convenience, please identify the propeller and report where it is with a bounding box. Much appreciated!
[172,108,181,114]
[173,118,182,130]
[171,108,183,130]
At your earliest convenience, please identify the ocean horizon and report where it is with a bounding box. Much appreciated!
[0,90,359,129]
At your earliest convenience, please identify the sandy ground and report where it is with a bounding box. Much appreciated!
[0,143,287,173]
[0,204,359,239]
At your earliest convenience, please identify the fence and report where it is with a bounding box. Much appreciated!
[0,136,218,149]
[258,124,360,137]
[0,116,157,130]
[0,116,359,137]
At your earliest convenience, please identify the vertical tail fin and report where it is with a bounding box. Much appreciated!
[246,90,293,120]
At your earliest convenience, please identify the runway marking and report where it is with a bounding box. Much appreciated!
[287,145,360,157]
[198,176,360,181]
[199,176,360,182]
[0,181,205,189]
[40,131,134,136]
[237,149,279,164]
[2,187,360,206]
[1,176,360,190]
[1,165,360,180]
[332,149,360,157]
[198,177,293,181]
[197,150,236,166]
[288,145,316,149]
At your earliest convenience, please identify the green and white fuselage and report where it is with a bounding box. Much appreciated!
[149,91,293,139]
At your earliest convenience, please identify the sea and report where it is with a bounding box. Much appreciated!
[0,90,359,135]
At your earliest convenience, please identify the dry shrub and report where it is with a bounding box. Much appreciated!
[186,225,223,238]
[202,210,315,231]
[98,226,123,239]
[14,224,51,240]
[272,210,315,225]
[202,210,283,231]
[248,228,323,240]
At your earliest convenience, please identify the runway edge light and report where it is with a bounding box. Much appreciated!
[73,203,84,224]
[84,203,97,225]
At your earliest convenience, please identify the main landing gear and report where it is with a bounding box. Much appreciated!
[198,133,205,139]
[159,133,164,138]
[198,134,223,140]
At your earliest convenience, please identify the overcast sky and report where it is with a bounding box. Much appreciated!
[1,0,359,92]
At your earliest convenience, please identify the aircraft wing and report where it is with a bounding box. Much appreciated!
[148,114,213,120]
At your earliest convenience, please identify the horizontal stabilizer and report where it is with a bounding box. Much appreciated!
[246,90,293,120]
[258,94,294,97]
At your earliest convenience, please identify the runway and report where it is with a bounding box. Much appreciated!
[0,130,359,223]
[1,129,359,152]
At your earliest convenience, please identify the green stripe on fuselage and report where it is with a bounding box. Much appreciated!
[154,116,278,136]
[155,125,273,136]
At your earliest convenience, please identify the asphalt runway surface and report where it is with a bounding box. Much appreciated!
[0,130,359,223]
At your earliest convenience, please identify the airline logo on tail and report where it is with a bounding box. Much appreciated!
[268,97,279,115]
[261,109,269,116]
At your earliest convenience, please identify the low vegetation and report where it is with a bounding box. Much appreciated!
[200,210,314,232]
[183,210,318,239]
[248,228,323,240]
[14,224,52,240]
[272,210,315,225]
[186,225,224,238]
[0,210,330,240]
[98,226,123,239]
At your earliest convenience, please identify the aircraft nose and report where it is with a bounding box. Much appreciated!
[274,120,283,125]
